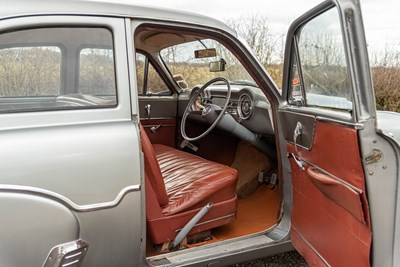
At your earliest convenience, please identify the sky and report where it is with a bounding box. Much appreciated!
[128,0,323,34]
[125,0,400,48]
[114,0,400,56]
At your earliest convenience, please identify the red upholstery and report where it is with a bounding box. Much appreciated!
[140,126,238,244]
[141,125,169,206]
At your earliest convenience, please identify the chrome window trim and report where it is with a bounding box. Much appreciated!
[316,116,364,130]
[0,184,140,212]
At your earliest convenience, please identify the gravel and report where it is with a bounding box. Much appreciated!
[232,251,308,267]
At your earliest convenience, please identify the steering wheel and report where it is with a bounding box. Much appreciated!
[181,77,231,141]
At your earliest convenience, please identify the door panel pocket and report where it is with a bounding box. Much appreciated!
[306,167,366,224]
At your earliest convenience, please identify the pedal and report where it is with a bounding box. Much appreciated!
[258,170,278,188]
[180,139,198,152]
[269,173,278,186]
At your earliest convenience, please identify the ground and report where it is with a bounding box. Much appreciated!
[233,251,308,267]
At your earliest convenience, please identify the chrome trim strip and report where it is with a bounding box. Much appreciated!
[287,141,311,152]
[140,117,176,120]
[142,124,175,128]
[175,213,236,232]
[292,225,331,267]
[0,184,141,212]
[316,116,364,129]
[301,160,363,194]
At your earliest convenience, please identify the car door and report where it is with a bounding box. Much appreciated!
[0,16,143,266]
[280,1,376,266]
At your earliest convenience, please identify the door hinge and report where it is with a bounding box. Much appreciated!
[365,149,383,165]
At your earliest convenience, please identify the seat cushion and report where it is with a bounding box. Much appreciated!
[153,144,238,216]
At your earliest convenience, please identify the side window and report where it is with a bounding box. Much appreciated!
[79,48,115,96]
[290,8,353,111]
[135,53,170,96]
[0,27,116,113]
[0,46,61,96]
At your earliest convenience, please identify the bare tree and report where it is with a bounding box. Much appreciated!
[369,43,400,112]
[226,14,285,87]
[226,14,283,66]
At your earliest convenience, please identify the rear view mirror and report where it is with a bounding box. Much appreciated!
[195,48,216,58]
[209,59,226,72]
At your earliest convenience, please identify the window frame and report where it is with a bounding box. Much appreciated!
[0,15,132,131]
[286,6,355,115]
[135,51,172,97]
[0,26,118,113]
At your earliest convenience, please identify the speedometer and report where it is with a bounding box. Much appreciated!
[237,93,253,120]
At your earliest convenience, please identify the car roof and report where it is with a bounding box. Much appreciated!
[0,0,237,36]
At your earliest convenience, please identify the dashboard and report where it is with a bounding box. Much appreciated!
[197,84,274,136]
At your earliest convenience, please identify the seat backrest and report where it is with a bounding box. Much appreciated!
[140,125,169,206]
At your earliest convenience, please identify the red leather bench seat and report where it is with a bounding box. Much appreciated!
[154,144,238,216]
[141,126,238,245]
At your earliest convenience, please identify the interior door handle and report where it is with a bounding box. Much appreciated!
[291,122,305,171]
[144,104,151,120]
[293,121,303,154]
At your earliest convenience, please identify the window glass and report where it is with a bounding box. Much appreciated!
[136,53,145,95]
[79,48,115,96]
[0,27,116,113]
[136,53,170,96]
[296,8,353,111]
[289,50,303,104]
[0,46,61,96]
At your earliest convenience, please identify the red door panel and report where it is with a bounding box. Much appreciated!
[306,167,366,223]
[297,121,365,189]
[289,121,371,267]
[141,118,176,147]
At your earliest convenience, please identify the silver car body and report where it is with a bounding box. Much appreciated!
[0,0,398,266]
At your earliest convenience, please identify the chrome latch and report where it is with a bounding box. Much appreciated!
[150,123,163,133]
[365,149,383,165]
[288,153,305,171]
[43,239,89,267]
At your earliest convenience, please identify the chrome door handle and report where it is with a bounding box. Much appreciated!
[144,104,151,120]
[293,121,303,154]
[292,122,305,171]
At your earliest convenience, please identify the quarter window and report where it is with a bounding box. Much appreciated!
[136,53,170,96]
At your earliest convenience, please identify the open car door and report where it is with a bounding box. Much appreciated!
[280,0,376,266]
